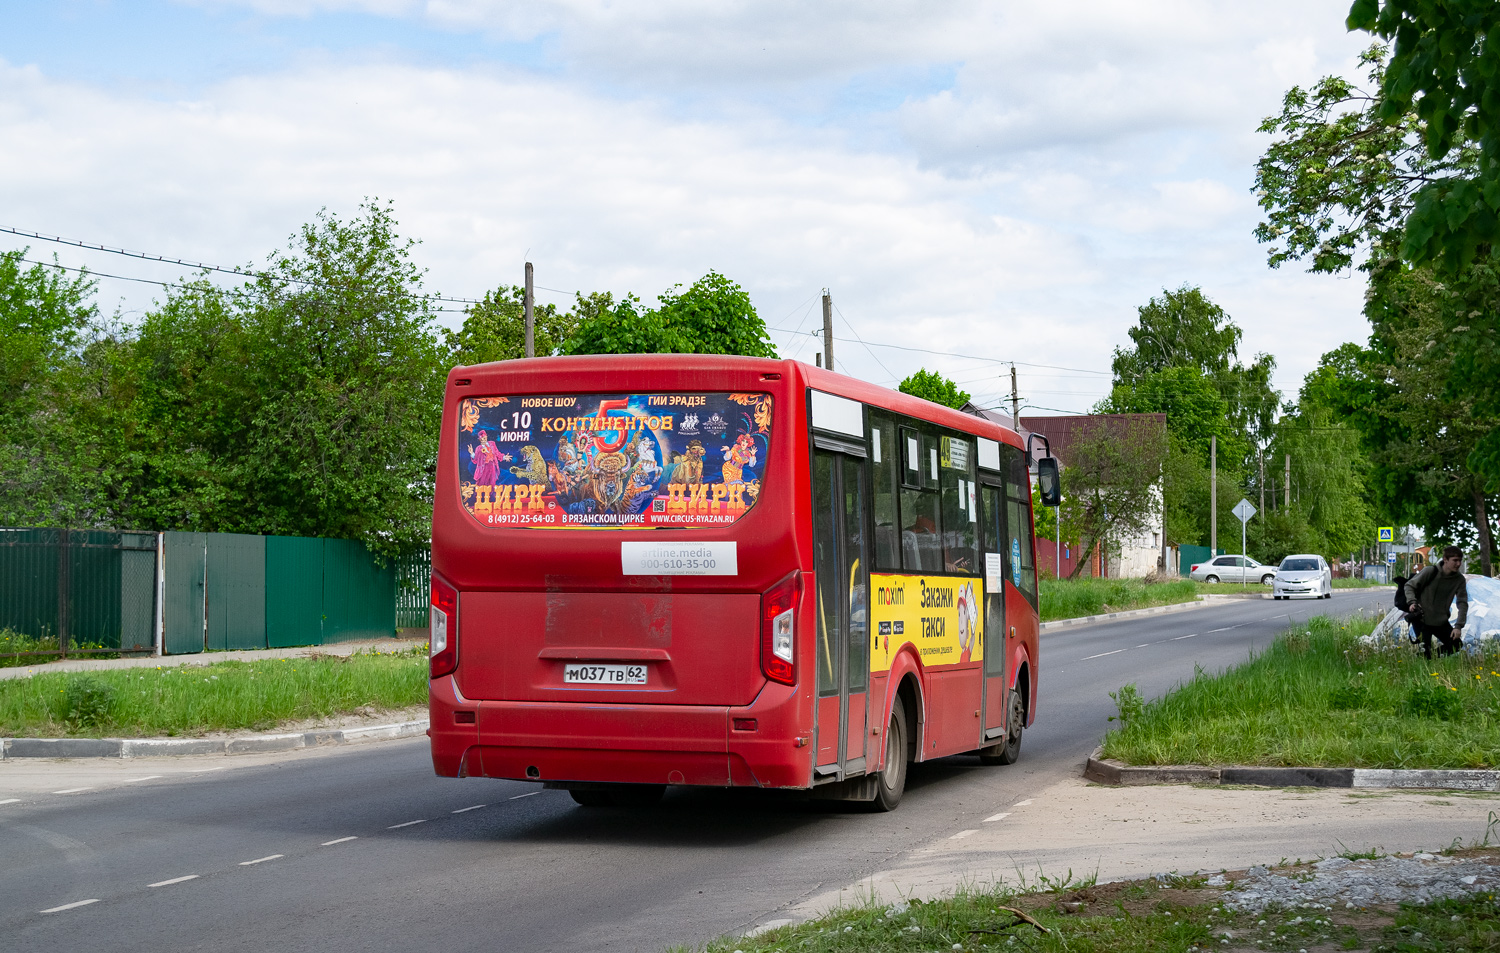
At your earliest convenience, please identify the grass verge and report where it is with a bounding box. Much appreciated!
[1039,578,1198,622]
[1334,577,1392,589]
[674,853,1500,953]
[0,647,429,738]
[1102,613,1500,769]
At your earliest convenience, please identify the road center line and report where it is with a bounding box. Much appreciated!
[1170,633,1199,640]
[0,798,20,805]
[1013,799,1033,807]
[52,787,92,795]
[149,875,199,888]
[321,836,358,846]
[451,804,486,814]
[1079,649,1125,661]
[123,776,162,783]
[40,899,98,913]
[509,791,540,800]
[983,812,1011,823]
[239,854,283,866]
[387,819,427,829]
[950,829,976,840]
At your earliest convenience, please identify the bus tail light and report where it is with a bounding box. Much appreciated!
[430,572,458,679]
[761,571,803,685]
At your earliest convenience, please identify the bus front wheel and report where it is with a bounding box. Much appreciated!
[870,696,909,812]
[979,689,1024,766]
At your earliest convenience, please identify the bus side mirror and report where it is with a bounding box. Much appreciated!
[1036,457,1061,507]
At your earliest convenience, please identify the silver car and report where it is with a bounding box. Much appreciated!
[1189,554,1275,585]
[1272,554,1332,600]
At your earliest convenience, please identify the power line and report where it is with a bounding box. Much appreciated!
[830,299,897,382]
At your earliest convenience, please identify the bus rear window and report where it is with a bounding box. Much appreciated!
[457,391,773,528]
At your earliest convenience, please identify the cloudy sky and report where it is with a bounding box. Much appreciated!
[3,0,1374,414]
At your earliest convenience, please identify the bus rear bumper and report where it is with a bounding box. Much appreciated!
[428,680,809,789]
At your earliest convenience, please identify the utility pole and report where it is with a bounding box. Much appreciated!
[1258,451,1265,520]
[1010,365,1020,427]
[1284,454,1291,509]
[1210,435,1217,554]
[821,290,834,373]
[524,261,535,359]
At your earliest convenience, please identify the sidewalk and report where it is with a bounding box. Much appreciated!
[0,637,428,682]
[784,772,1500,921]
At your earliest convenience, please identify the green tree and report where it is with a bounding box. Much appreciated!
[0,250,100,526]
[1346,0,1500,273]
[897,369,971,409]
[559,271,775,357]
[448,284,576,365]
[1057,417,1168,578]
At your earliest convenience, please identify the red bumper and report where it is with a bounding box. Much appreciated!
[429,676,809,789]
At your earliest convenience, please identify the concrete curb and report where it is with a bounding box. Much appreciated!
[0,719,429,760]
[1084,746,1500,792]
[1040,598,1209,631]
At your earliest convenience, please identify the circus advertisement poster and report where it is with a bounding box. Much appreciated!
[868,573,983,673]
[456,392,773,528]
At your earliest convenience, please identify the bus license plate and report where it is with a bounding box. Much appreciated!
[563,663,647,685]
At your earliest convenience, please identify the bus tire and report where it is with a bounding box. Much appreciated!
[870,696,909,812]
[979,688,1024,766]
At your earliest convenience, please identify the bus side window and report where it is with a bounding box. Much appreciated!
[900,486,943,572]
[1003,444,1038,605]
[939,436,976,574]
[870,415,899,570]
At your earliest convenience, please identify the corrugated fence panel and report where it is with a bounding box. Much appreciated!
[0,528,61,638]
[164,532,207,655]
[321,538,395,643]
[265,536,324,648]
[207,533,266,651]
[69,530,123,649]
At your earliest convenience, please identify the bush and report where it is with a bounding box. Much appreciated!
[62,677,117,728]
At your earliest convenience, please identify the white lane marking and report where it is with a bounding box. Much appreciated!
[123,776,162,783]
[191,766,227,773]
[983,812,1011,823]
[1079,649,1125,661]
[0,798,20,805]
[1170,633,1199,640]
[52,787,92,795]
[1134,644,1150,648]
[239,854,283,866]
[40,899,98,913]
[509,791,540,800]
[950,829,976,840]
[387,819,427,829]
[149,875,199,888]
[1013,799,1033,807]
[1207,625,1242,633]
[321,836,358,846]
[451,804,486,814]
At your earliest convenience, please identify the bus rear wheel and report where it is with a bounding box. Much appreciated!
[870,697,909,812]
[978,689,1024,766]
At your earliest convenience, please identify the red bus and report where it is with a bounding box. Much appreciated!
[427,355,1058,810]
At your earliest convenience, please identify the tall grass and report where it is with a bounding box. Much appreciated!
[1103,614,1500,769]
[0,648,429,738]
[1039,578,1198,622]
[0,627,120,667]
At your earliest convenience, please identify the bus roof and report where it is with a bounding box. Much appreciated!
[448,354,1025,449]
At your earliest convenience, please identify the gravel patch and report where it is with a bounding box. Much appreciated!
[1221,852,1500,913]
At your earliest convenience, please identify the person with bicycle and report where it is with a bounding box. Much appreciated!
[1402,545,1469,659]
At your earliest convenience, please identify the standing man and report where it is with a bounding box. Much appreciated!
[1403,545,1468,659]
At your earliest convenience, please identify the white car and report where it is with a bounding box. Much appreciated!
[1190,554,1275,585]
[1272,554,1333,600]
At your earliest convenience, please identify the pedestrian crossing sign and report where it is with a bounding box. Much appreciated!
[1378,527,1394,542]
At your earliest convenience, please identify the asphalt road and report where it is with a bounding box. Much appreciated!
[0,590,1390,953]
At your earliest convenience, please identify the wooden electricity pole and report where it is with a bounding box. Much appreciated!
[524,261,535,359]
[1210,435,1217,554]
[1010,365,1020,426]
[1285,453,1291,509]
[821,290,834,373]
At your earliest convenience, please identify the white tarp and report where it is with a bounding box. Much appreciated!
[1365,574,1500,653]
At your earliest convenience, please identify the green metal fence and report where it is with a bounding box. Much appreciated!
[395,549,431,630]
[0,528,157,657]
[1178,544,1227,576]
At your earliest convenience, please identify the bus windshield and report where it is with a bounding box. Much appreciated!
[458,391,773,528]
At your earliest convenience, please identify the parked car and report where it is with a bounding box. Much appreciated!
[1273,553,1332,600]
[1189,554,1275,585]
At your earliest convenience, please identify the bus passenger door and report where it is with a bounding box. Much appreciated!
[812,448,871,780]
[978,481,1009,742]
